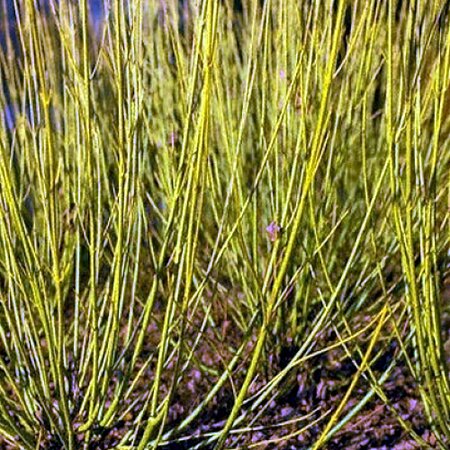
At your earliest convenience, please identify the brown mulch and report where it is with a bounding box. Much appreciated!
[1,276,449,449]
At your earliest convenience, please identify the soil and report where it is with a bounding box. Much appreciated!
[1,275,449,450]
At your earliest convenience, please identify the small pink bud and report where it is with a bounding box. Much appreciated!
[266,221,281,242]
